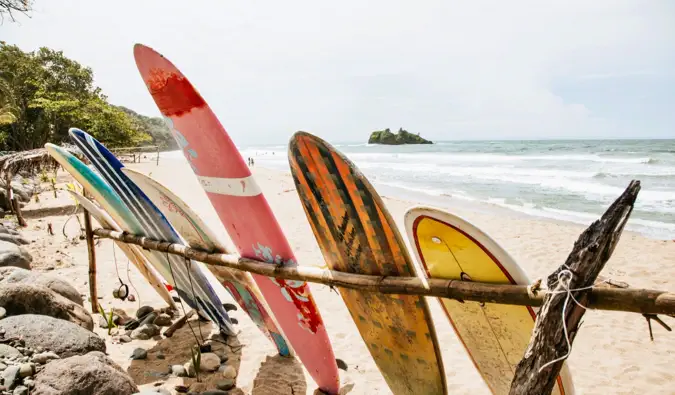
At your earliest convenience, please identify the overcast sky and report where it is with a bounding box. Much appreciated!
[2,1,674,144]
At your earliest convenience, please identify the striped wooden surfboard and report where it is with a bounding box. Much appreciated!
[45,143,176,308]
[134,43,339,394]
[122,168,291,356]
[67,189,176,309]
[288,132,446,395]
[67,128,235,336]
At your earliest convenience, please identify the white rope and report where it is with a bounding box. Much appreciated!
[538,268,608,373]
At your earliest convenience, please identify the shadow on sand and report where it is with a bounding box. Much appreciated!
[127,320,244,393]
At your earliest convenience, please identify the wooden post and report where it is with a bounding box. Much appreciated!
[83,190,98,312]
[509,181,641,394]
[156,145,160,166]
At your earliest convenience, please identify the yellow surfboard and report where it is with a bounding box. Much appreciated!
[404,206,575,395]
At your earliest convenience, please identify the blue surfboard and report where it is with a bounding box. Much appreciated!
[67,128,234,335]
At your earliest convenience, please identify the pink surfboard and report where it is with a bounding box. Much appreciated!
[134,44,339,394]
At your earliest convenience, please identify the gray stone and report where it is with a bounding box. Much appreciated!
[152,313,172,327]
[0,241,32,270]
[131,324,160,340]
[0,267,83,306]
[2,365,20,389]
[0,306,5,320]
[0,234,29,246]
[13,385,28,395]
[130,348,147,360]
[221,364,237,379]
[119,335,132,343]
[135,306,154,319]
[171,365,187,377]
[0,283,92,330]
[199,352,220,372]
[138,312,157,327]
[201,391,229,395]
[216,379,235,391]
[0,345,20,359]
[0,315,105,358]
[32,351,138,394]
[31,351,60,364]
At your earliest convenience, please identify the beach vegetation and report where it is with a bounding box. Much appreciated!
[0,42,177,151]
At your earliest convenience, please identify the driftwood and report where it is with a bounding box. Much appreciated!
[509,181,641,394]
[91,223,675,316]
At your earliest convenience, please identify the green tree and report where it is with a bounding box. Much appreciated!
[0,43,159,151]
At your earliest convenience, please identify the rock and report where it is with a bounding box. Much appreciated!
[216,379,235,391]
[136,306,154,319]
[0,315,105,358]
[0,234,29,246]
[0,362,7,371]
[156,353,165,360]
[152,313,172,327]
[138,312,157,327]
[174,385,189,393]
[0,241,32,270]
[184,361,196,378]
[0,283,93,330]
[31,351,60,364]
[199,353,220,372]
[32,351,138,395]
[221,365,237,379]
[171,365,187,377]
[22,378,34,388]
[119,335,132,343]
[0,344,21,359]
[368,128,433,145]
[2,365,20,389]
[0,267,83,306]
[130,348,147,360]
[131,324,160,340]
[13,386,29,395]
[18,363,32,378]
[0,306,5,320]
[201,391,229,395]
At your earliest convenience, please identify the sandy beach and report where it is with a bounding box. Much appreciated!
[21,153,675,395]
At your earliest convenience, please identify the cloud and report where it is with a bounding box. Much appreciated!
[2,0,673,143]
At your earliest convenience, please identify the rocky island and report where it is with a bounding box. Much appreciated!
[368,128,433,145]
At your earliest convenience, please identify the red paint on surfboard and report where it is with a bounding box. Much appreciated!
[133,44,339,393]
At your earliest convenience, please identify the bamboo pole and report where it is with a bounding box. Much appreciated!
[84,192,98,312]
[92,227,675,316]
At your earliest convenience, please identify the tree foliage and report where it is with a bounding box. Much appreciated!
[0,0,32,23]
[0,43,173,151]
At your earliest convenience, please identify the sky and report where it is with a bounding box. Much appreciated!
[1,0,674,144]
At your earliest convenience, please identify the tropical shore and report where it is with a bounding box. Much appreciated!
[18,153,675,395]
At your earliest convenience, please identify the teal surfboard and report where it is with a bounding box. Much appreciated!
[46,142,234,335]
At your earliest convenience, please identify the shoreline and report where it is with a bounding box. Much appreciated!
[253,164,664,242]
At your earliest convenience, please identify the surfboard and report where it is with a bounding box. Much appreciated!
[289,132,446,395]
[45,144,182,307]
[121,167,291,356]
[404,206,575,395]
[133,43,339,394]
[66,129,235,336]
[68,189,176,309]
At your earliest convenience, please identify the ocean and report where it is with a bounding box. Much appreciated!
[235,139,675,240]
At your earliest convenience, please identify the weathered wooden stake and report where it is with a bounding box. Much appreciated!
[509,180,641,395]
[83,190,98,312]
